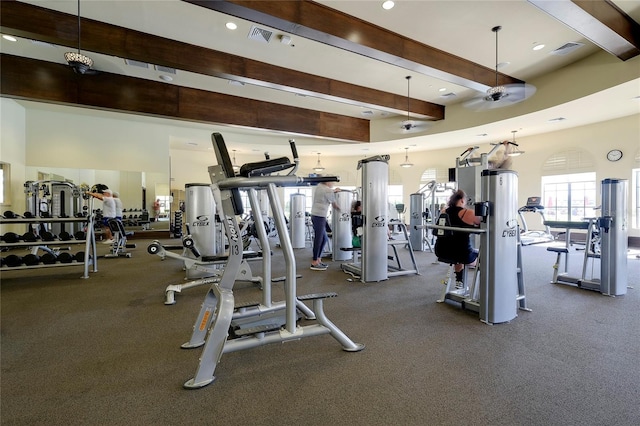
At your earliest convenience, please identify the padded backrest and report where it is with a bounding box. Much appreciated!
[211,132,244,216]
[435,213,453,237]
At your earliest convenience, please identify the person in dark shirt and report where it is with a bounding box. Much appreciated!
[435,189,481,284]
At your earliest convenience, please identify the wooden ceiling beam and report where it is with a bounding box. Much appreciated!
[0,0,443,124]
[528,0,640,61]
[184,0,524,91]
[0,54,370,142]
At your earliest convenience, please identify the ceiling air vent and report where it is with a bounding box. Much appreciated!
[248,25,274,43]
[440,92,457,99]
[154,65,176,74]
[124,59,150,68]
[550,42,584,56]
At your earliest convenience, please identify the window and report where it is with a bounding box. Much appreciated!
[0,162,10,205]
[541,172,597,222]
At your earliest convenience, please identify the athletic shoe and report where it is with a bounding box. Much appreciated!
[102,239,114,245]
[310,264,327,271]
[455,281,464,290]
[319,262,328,268]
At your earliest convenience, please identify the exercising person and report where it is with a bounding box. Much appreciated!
[310,179,340,270]
[87,188,116,244]
[113,191,124,222]
[435,189,481,284]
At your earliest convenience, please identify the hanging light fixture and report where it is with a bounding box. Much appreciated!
[313,153,325,172]
[64,0,95,74]
[232,149,241,172]
[507,130,525,157]
[401,76,415,131]
[400,147,414,168]
[485,26,507,101]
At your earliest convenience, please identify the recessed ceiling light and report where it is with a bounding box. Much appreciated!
[382,1,395,10]
[226,22,237,30]
[497,61,510,69]
[533,43,545,51]
[438,87,447,92]
[159,75,173,82]
[2,35,17,42]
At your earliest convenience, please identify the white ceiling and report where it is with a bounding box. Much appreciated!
[3,0,640,157]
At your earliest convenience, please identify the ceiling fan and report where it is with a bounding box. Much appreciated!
[64,0,98,75]
[464,26,536,111]
[391,76,432,133]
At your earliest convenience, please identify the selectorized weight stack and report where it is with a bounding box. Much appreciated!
[185,183,220,278]
[289,193,306,249]
[361,156,389,282]
[409,192,425,251]
[600,178,628,296]
[332,190,353,261]
[479,169,520,324]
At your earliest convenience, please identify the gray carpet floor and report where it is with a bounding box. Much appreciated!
[2,235,640,426]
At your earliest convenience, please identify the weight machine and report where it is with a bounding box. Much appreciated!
[340,155,419,282]
[180,133,364,389]
[429,169,530,324]
[544,178,629,296]
[409,180,455,252]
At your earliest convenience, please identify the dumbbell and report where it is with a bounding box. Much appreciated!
[23,211,35,218]
[22,232,39,242]
[4,254,23,267]
[23,254,41,266]
[58,231,73,241]
[1,232,21,243]
[40,253,57,264]
[41,231,57,241]
[57,252,74,263]
[3,210,18,219]
[75,252,86,262]
[74,231,86,240]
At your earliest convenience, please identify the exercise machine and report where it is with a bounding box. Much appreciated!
[429,169,530,324]
[341,155,419,282]
[409,180,455,252]
[181,133,364,389]
[544,178,628,296]
[518,196,554,246]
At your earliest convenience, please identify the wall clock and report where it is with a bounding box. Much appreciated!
[606,149,623,162]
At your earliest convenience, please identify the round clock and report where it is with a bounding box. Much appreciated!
[606,149,623,162]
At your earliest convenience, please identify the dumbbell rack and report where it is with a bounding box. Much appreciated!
[0,215,98,278]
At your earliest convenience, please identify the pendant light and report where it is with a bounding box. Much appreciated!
[401,76,414,131]
[400,147,413,168]
[232,150,241,172]
[313,153,325,172]
[507,130,525,157]
[64,0,95,74]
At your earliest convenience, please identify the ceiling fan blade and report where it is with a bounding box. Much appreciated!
[464,83,537,111]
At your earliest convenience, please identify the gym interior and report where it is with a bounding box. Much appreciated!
[2,1,640,425]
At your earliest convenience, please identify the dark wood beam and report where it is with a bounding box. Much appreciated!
[0,54,369,142]
[528,0,640,61]
[0,0,443,122]
[183,0,524,91]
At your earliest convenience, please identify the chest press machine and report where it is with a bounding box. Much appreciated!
[180,133,364,389]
